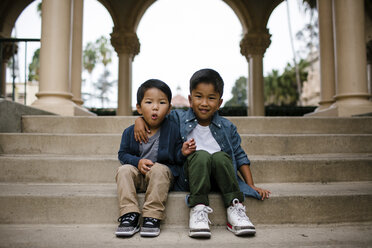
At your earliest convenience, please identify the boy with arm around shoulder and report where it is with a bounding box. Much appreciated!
[135,69,270,238]
[116,79,187,238]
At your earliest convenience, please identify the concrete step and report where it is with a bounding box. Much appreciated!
[1,133,371,155]
[22,116,372,134]
[0,223,371,248]
[0,182,371,225]
[1,154,371,183]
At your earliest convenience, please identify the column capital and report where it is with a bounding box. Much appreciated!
[240,30,271,59]
[110,29,140,57]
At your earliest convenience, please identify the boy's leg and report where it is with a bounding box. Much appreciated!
[142,162,174,220]
[210,152,244,208]
[115,164,144,216]
[186,150,212,207]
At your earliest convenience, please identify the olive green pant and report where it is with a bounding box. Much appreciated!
[186,150,244,208]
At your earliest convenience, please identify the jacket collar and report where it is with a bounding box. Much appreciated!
[184,108,222,129]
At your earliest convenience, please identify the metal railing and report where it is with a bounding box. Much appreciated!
[0,38,40,104]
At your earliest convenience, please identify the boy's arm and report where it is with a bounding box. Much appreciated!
[228,122,270,200]
[239,164,271,200]
[118,128,141,167]
[134,109,180,143]
[134,117,150,143]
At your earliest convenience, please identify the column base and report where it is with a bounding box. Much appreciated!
[32,97,95,116]
[72,97,84,106]
[306,99,372,117]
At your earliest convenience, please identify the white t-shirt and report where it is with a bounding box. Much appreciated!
[187,124,221,154]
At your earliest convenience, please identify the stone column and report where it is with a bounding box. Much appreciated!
[0,43,15,98]
[111,29,140,116]
[315,0,336,111]
[32,0,75,115]
[367,41,372,100]
[70,0,84,105]
[329,0,372,116]
[240,30,271,116]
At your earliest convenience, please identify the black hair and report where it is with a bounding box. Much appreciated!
[189,68,224,98]
[136,79,172,106]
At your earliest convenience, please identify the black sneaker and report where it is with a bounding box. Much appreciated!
[115,212,140,237]
[140,217,161,237]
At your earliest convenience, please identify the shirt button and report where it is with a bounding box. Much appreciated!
[194,120,197,122]
[186,119,188,121]
[189,125,192,127]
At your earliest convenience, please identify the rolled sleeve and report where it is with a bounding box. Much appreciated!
[229,124,250,168]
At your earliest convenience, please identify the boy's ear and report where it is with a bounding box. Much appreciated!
[218,98,223,109]
[136,104,143,115]
[167,103,172,114]
[188,95,192,105]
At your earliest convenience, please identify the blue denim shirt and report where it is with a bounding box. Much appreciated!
[169,108,261,200]
[118,117,188,191]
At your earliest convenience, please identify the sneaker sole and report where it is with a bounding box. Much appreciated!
[115,226,140,237]
[189,230,211,238]
[227,225,256,236]
[140,230,160,237]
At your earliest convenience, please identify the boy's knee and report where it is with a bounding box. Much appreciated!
[211,151,231,162]
[116,164,137,181]
[147,163,172,179]
[189,150,211,162]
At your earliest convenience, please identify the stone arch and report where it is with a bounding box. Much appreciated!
[0,0,34,37]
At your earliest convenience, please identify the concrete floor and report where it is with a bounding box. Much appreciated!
[0,222,371,248]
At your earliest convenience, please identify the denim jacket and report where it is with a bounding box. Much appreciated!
[169,108,261,200]
[118,117,188,190]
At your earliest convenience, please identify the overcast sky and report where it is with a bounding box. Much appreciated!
[11,0,309,108]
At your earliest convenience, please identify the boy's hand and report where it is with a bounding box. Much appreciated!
[182,138,196,156]
[251,185,271,200]
[138,159,153,175]
[134,117,150,144]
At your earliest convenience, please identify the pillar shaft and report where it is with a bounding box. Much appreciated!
[248,54,265,116]
[70,0,84,105]
[38,0,72,96]
[333,0,368,98]
[317,0,335,109]
[240,31,271,116]
[330,0,372,116]
[117,53,132,115]
[111,29,140,116]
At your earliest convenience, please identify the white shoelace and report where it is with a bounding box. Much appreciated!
[194,206,213,224]
[231,199,250,221]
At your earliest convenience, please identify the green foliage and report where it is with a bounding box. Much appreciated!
[82,35,115,108]
[224,76,247,107]
[95,36,112,67]
[83,42,98,74]
[264,59,309,106]
[28,48,40,82]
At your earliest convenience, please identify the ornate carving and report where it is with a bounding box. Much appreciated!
[110,29,140,57]
[240,30,271,59]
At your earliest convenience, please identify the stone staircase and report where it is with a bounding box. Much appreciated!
[0,116,372,247]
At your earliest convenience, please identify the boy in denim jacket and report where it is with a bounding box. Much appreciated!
[135,69,270,238]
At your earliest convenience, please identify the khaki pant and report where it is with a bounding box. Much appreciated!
[115,163,174,220]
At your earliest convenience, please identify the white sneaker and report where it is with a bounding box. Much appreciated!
[189,204,213,238]
[227,198,256,236]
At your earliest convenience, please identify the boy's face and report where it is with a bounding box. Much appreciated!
[136,88,171,130]
[188,82,223,126]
